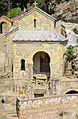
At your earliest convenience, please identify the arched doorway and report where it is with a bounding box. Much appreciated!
[66,90,78,94]
[33,51,50,77]
[0,22,7,34]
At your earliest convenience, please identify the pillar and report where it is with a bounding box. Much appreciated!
[27,60,33,79]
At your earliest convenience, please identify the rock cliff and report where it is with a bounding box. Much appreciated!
[45,0,78,23]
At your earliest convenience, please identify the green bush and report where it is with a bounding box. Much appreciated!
[7,8,22,18]
[65,46,75,62]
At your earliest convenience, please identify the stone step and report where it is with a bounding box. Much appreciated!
[6,110,16,114]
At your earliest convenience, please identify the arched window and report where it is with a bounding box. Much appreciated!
[34,19,36,28]
[21,59,25,70]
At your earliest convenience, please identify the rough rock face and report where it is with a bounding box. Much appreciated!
[62,22,78,46]
[53,0,78,23]
[56,21,78,46]
[65,46,78,78]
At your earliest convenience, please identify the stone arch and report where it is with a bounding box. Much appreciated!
[65,89,78,94]
[0,16,13,34]
[0,21,7,34]
[33,51,50,76]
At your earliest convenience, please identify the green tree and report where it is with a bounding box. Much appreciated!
[7,8,22,18]
[0,0,8,16]
[64,46,77,74]
[11,0,29,11]
[65,46,75,62]
[0,0,71,16]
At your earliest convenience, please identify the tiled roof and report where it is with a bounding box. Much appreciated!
[13,30,67,42]
[0,16,13,24]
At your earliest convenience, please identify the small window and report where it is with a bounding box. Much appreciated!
[34,94,44,98]
[21,59,25,70]
[11,64,13,77]
[34,19,36,28]
[54,21,56,28]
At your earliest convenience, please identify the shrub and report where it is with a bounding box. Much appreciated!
[7,97,12,103]
[65,46,75,62]
[7,8,22,18]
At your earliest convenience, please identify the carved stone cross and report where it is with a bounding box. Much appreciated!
[33,1,38,7]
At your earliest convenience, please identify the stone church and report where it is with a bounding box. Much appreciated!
[0,5,78,99]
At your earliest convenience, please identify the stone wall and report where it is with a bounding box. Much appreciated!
[20,95,78,119]
[13,41,65,80]
[14,10,55,31]
[0,16,12,32]
[0,34,13,93]
[0,34,5,72]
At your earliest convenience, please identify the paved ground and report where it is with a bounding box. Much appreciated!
[0,103,18,119]
[1,99,78,119]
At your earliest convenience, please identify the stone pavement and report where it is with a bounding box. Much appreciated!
[1,103,18,119]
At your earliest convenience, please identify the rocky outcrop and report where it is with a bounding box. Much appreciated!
[54,0,78,23]
[42,0,78,23]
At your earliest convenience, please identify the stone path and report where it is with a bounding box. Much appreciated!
[1,103,18,119]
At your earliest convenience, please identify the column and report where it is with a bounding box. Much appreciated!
[27,61,33,79]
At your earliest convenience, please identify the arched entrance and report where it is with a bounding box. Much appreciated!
[33,51,50,77]
[0,22,7,34]
[66,90,78,94]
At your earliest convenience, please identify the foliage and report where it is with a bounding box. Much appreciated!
[7,97,12,103]
[72,69,74,74]
[0,0,8,16]
[11,0,29,11]
[64,46,77,74]
[56,0,61,4]
[34,0,47,8]
[65,46,75,62]
[56,0,70,4]
[2,23,7,28]
[7,8,22,18]
[0,0,71,16]
[2,112,7,116]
